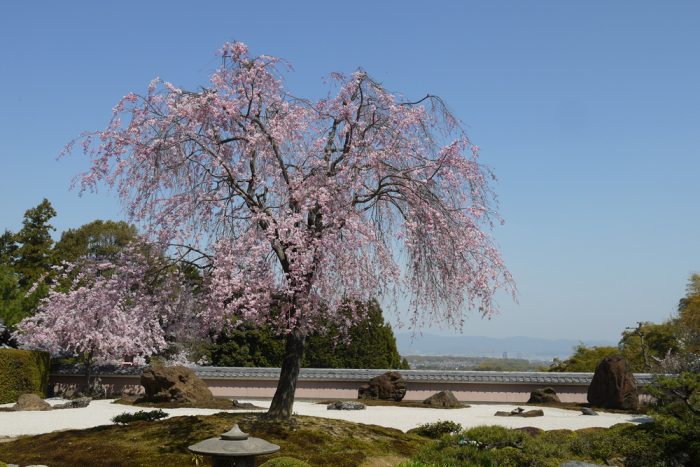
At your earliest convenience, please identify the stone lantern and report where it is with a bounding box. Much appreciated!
[188,424,280,467]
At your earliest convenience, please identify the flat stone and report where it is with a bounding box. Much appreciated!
[327,401,366,410]
[520,409,544,417]
[54,397,92,409]
[580,407,598,416]
[494,408,544,417]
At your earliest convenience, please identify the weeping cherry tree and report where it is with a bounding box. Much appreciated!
[70,42,514,418]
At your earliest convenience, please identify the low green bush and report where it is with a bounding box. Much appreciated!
[403,433,499,467]
[260,456,311,467]
[0,348,50,404]
[645,372,700,465]
[461,425,526,450]
[111,409,168,424]
[403,422,682,467]
[410,420,463,439]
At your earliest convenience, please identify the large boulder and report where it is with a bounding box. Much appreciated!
[13,393,52,411]
[423,390,464,408]
[140,365,215,404]
[587,355,638,410]
[358,371,406,402]
[527,387,561,404]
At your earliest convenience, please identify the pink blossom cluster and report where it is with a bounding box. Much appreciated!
[70,42,514,337]
[14,242,189,364]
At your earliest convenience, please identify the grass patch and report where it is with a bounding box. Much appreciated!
[0,413,426,467]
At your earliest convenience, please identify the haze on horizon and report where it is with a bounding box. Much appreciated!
[1,1,698,344]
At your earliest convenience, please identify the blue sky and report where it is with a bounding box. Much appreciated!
[1,1,698,343]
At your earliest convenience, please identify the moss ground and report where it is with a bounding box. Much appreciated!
[0,413,426,467]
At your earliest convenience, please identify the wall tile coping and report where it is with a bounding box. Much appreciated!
[51,364,656,386]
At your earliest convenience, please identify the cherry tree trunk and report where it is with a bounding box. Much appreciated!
[267,328,306,419]
[83,353,93,391]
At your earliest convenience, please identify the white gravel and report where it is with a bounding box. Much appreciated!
[0,398,651,438]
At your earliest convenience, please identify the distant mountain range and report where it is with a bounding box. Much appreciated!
[395,333,615,361]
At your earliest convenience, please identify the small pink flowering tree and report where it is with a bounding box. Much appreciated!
[72,42,514,418]
[14,243,187,388]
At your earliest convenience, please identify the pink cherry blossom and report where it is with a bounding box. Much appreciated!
[14,242,192,385]
[67,42,514,417]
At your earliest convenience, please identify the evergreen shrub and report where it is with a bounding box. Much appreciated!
[0,348,50,404]
[410,420,463,438]
[111,409,168,424]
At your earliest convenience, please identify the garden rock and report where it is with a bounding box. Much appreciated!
[140,365,215,404]
[527,387,561,404]
[54,397,92,409]
[519,409,544,417]
[587,355,638,410]
[494,407,544,417]
[422,390,464,408]
[232,400,259,409]
[12,394,52,411]
[327,401,366,410]
[516,426,544,437]
[580,407,598,416]
[358,371,406,401]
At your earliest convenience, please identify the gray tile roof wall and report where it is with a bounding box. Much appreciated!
[51,364,656,386]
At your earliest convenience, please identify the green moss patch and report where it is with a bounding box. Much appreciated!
[0,413,425,467]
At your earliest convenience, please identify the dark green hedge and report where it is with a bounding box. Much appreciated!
[0,348,50,404]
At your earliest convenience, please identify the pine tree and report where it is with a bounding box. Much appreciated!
[14,199,56,288]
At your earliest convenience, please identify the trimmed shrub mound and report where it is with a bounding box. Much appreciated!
[111,409,169,424]
[0,349,50,404]
[409,420,463,439]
